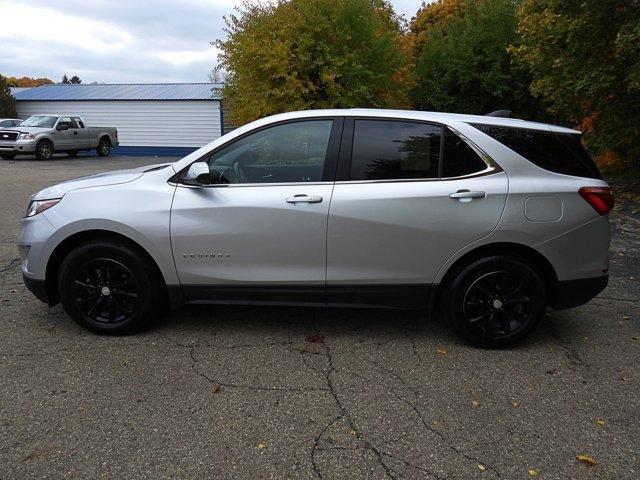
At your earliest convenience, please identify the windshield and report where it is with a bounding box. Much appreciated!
[20,116,58,128]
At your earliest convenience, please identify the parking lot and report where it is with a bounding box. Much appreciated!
[0,156,638,479]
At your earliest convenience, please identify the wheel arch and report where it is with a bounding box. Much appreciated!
[45,229,173,306]
[432,242,559,310]
[99,134,112,145]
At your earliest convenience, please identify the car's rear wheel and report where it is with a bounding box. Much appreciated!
[97,138,110,157]
[35,140,54,160]
[1,153,16,160]
[66,150,78,158]
[57,239,163,334]
[443,255,546,348]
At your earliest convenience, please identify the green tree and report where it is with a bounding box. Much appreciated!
[411,0,543,118]
[215,0,409,125]
[0,75,17,118]
[512,0,640,167]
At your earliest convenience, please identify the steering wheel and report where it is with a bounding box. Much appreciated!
[233,161,248,183]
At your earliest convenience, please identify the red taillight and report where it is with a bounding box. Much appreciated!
[579,187,614,215]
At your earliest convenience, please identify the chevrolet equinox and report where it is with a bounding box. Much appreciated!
[18,109,613,347]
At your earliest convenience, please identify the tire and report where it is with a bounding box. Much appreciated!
[97,138,111,157]
[1,153,16,160]
[66,150,78,158]
[35,140,54,160]
[442,255,546,348]
[57,239,163,334]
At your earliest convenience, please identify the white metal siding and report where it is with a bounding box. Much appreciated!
[16,100,221,147]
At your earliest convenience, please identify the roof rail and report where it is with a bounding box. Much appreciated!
[485,110,512,118]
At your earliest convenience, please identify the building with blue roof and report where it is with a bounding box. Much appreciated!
[12,83,227,156]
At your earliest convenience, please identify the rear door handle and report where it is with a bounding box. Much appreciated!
[449,190,486,201]
[286,194,323,204]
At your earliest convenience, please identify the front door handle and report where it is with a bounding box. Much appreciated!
[286,194,323,204]
[449,190,486,202]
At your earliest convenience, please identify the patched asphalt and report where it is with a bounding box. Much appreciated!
[1,156,638,479]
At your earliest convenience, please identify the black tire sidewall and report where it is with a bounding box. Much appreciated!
[97,140,110,157]
[36,140,53,160]
[446,256,546,348]
[57,241,160,334]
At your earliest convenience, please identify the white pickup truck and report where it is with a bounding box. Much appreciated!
[0,115,118,160]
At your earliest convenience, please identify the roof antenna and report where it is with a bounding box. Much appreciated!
[485,110,512,118]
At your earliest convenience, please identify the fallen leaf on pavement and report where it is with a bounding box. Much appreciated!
[528,468,538,476]
[350,430,357,436]
[477,464,486,471]
[596,419,606,426]
[305,334,324,344]
[436,347,448,355]
[576,454,596,466]
[257,441,267,450]
[511,400,520,407]
[472,400,480,407]
[212,384,221,394]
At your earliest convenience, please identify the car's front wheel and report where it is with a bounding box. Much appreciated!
[57,239,163,334]
[443,255,546,348]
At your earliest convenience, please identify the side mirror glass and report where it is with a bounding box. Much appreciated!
[56,124,69,131]
[182,161,211,186]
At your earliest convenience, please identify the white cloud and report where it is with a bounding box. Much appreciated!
[0,2,133,52]
[0,0,423,83]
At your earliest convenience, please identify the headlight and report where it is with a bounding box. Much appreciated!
[25,198,61,217]
[18,133,35,140]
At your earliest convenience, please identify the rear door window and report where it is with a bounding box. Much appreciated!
[350,120,441,180]
[472,124,601,179]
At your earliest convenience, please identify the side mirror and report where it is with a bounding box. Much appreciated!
[56,124,69,131]
[182,161,212,186]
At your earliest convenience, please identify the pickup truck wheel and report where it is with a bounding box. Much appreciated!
[1,153,16,160]
[97,139,111,157]
[35,140,54,160]
[66,150,78,158]
[57,239,163,335]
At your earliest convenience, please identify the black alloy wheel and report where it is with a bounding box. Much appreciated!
[444,255,546,347]
[58,239,163,334]
[463,270,533,339]
[73,258,140,326]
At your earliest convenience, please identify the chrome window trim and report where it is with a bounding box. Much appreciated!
[172,181,334,189]
[333,165,501,185]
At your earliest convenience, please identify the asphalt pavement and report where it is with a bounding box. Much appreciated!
[0,155,638,479]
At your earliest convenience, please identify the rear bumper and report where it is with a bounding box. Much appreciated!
[549,275,608,310]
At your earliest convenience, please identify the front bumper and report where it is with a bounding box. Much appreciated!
[0,140,37,154]
[549,275,608,310]
[23,274,51,305]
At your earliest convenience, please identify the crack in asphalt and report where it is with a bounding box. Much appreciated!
[0,258,20,276]
[311,341,411,480]
[162,333,329,393]
[368,358,502,478]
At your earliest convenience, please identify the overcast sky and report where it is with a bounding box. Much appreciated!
[0,0,423,84]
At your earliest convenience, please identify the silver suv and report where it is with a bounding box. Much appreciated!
[18,109,613,347]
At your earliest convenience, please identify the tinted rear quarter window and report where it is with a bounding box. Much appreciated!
[472,124,601,179]
[442,128,488,177]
